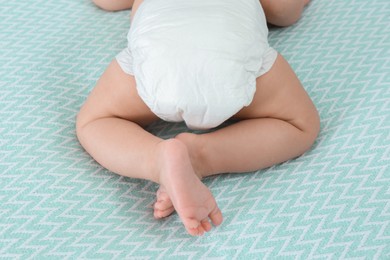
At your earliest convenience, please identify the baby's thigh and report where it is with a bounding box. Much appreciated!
[77,60,158,128]
[234,54,318,127]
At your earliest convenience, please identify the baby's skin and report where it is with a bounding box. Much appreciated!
[155,139,223,235]
[78,0,319,236]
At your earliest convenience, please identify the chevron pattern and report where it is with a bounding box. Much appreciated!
[1,0,389,258]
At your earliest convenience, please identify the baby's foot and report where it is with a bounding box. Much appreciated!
[153,135,204,220]
[154,185,175,219]
[157,139,223,236]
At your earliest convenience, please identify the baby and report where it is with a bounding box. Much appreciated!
[77,0,319,236]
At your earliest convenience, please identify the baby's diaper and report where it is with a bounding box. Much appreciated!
[116,0,276,129]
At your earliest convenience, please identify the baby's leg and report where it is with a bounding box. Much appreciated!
[178,54,320,177]
[260,0,310,27]
[154,54,320,218]
[76,60,223,236]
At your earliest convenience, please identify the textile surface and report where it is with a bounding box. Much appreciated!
[1,0,389,258]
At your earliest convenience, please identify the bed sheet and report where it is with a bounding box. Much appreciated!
[0,0,389,258]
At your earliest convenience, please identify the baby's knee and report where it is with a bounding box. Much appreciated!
[299,108,321,152]
[75,111,88,146]
[75,105,95,148]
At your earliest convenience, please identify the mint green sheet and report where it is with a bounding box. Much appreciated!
[1,0,389,258]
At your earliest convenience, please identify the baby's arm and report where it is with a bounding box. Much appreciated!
[92,0,308,26]
[260,0,310,27]
[130,0,143,20]
[92,0,134,11]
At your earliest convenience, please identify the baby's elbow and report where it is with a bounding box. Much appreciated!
[92,0,134,12]
[92,0,119,12]
[268,0,305,27]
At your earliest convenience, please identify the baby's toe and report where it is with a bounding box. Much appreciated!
[209,207,223,226]
[183,218,204,236]
[201,219,212,232]
[154,206,175,219]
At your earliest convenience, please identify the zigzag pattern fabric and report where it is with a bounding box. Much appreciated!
[1,0,389,258]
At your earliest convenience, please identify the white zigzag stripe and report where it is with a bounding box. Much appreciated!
[1,0,389,258]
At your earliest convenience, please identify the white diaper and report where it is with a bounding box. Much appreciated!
[116,0,277,129]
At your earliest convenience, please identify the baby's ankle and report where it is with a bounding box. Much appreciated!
[175,133,209,179]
